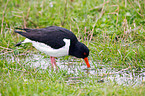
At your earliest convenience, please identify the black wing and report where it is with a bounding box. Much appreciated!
[15,26,78,49]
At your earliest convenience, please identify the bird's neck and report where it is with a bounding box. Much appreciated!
[69,41,80,56]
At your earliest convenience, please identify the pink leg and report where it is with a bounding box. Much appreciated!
[50,56,54,68]
[52,57,58,70]
[50,56,58,70]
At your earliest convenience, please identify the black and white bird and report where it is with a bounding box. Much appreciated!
[15,26,90,68]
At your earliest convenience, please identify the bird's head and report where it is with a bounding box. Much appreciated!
[69,42,90,68]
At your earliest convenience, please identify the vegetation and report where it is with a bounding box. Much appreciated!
[0,0,145,95]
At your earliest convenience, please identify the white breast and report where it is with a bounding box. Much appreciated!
[23,38,70,57]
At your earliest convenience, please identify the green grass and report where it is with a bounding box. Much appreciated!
[0,0,145,95]
[1,68,145,96]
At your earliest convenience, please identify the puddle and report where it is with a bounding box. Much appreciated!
[4,53,145,86]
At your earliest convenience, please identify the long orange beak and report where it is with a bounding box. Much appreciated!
[84,57,90,68]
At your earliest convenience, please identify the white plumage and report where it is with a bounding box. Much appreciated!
[23,38,70,57]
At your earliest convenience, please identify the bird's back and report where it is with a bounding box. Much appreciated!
[15,26,78,49]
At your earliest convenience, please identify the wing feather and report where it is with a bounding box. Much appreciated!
[15,26,78,49]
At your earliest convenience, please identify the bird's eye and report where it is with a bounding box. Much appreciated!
[84,52,87,55]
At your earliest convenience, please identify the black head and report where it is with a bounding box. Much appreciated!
[69,42,90,68]
[69,42,89,59]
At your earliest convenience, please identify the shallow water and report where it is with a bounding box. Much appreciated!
[5,53,145,86]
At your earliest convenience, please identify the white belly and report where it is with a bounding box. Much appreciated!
[23,38,70,57]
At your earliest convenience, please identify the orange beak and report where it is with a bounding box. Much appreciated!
[84,57,90,68]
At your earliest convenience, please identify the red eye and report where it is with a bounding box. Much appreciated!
[84,52,87,55]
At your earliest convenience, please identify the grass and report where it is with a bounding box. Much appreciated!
[1,68,145,96]
[0,0,145,95]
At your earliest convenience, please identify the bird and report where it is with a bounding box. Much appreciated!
[15,26,90,69]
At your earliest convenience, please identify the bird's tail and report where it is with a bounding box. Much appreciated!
[15,41,24,46]
[14,28,27,35]
[14,28,26,46]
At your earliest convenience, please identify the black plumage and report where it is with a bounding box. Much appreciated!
[15,26,78,49]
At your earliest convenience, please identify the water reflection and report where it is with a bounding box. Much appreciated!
[5,53,145,86]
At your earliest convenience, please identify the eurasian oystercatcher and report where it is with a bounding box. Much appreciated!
[15,26,90,68]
